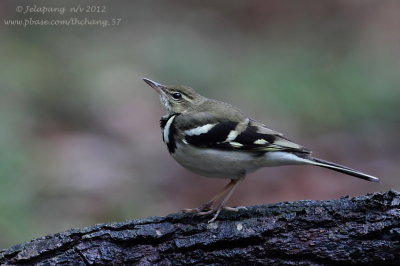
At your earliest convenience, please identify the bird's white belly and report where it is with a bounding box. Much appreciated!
[172,143,308,179]
[172,144,252,178]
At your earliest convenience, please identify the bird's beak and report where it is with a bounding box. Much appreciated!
[143,78,165,95]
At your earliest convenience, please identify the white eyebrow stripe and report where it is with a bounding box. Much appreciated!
[163,115,176,144]
[184,124,216,136]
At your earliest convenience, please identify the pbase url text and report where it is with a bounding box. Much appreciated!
[3,17,122,27]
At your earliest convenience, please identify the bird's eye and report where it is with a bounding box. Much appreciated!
[172,92,182,100]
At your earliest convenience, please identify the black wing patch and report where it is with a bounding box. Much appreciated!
[184,122,277,151]
[235,126,310,153]
[235,126,276,145]
[184,121,308,154]
[185,121,238,147]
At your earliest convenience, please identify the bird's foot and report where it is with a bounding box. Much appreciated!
[223,206,248,212]
[207,208,222,223]
[182,202,214,213]
[206,206,247,223]
[197,209,216,216]
[190,205,247,223]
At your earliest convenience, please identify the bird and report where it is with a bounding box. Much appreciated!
[143,78,379,223]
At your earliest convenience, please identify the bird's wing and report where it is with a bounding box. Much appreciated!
[175,112,310,154]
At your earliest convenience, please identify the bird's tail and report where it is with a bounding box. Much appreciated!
[309,157,379,182]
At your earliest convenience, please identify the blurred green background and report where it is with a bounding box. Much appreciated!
[0,0,399,249]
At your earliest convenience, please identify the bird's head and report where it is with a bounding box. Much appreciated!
[143,78,206,114]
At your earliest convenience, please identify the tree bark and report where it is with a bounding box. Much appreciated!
[1,190,400,265]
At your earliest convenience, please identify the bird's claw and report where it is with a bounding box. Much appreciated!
[182,202,214,213]
[197,209,216,216]
[184,205,247,223]
[223,206,247,212]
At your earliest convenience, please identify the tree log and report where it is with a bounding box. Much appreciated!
[1,190,400,265]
